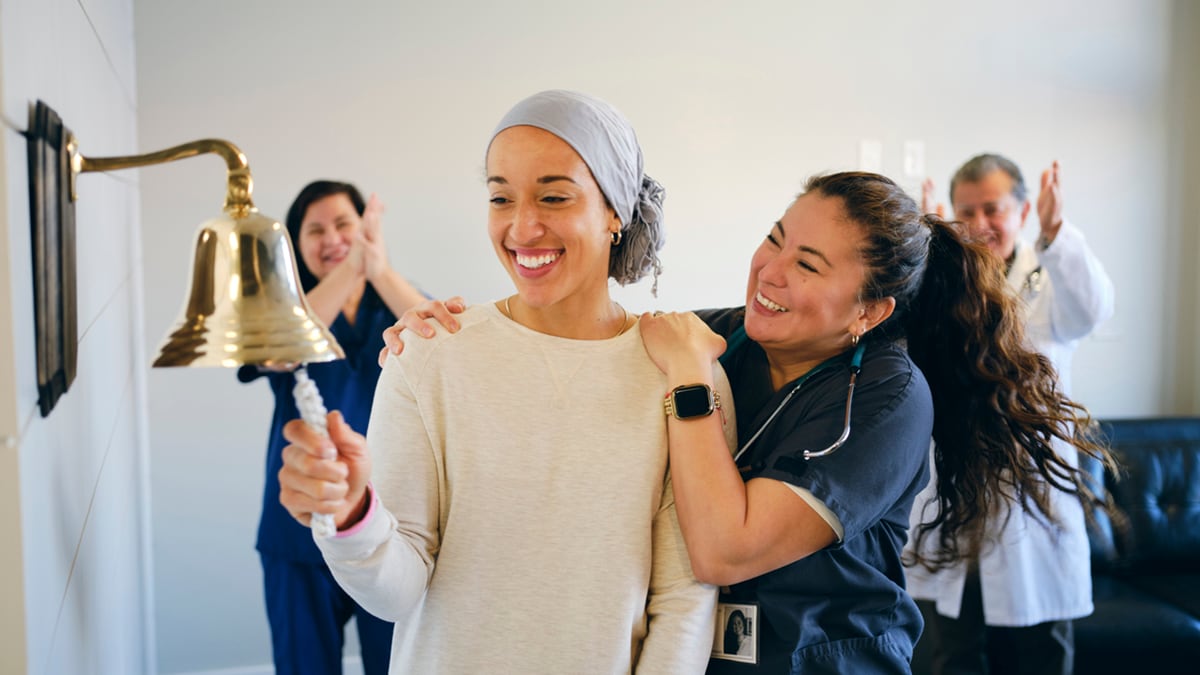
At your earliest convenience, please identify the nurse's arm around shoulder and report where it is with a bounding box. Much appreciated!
[639,312,836,587]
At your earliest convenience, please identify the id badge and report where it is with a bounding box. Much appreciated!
[711,597,758,664]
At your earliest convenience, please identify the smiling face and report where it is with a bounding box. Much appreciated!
[744,193,880,380]
[730,614,745,635]
[951,168,1030,261]
[296,192,362,281]
[486,125,621,312]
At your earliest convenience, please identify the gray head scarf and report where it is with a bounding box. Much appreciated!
[489,90,665,291]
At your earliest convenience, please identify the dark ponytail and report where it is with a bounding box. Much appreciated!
[909,215,1117,569]
[804,172,1117,570]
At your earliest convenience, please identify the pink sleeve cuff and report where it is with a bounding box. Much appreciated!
[335,483,377,538]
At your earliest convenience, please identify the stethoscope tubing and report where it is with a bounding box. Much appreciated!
[729,340,866,464]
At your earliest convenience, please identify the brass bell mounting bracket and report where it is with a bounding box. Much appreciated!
[69,135,256,216]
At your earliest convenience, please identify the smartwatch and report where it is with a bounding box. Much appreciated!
[664,383,717,420]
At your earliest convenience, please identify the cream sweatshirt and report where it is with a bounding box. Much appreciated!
[316,303,735,673]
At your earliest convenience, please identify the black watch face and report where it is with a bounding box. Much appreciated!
[674,385,713,418]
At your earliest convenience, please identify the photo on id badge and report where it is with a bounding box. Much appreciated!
[712,602,757,664]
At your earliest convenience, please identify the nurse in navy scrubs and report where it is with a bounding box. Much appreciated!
[239,180,426,675]
[639,172,1110,673]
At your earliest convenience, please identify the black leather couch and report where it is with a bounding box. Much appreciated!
[1074,417,1200,674]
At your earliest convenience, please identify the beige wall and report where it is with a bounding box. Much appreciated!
[0,0,153,672]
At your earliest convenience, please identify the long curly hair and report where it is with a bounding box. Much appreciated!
[804,171,1118,569]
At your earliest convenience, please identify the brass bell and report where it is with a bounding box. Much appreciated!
[152,207,344,368]
[25,123,344,416]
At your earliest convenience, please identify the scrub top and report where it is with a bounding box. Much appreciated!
[240,287,398,564]
[697,307,934,674]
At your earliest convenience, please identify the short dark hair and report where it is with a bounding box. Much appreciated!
[285,180,366,292]
[949,153,1027,205]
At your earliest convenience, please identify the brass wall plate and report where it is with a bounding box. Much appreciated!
[26,100,77,417]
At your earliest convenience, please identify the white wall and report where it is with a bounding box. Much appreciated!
[1167,0,1200,412]
[0,0,153,673]
[1190,1,1200,411]
[132,0,1197,672]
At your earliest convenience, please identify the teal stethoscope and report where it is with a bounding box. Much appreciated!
[719,326,867,464]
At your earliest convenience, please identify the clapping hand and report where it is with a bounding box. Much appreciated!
[1036,161,1064,246]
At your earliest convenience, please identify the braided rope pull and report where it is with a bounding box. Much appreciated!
[293,367,337,538]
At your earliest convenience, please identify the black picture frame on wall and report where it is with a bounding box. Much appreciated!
[26,100,77,417]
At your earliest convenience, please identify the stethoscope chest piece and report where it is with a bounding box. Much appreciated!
[1022,266,1044,299]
